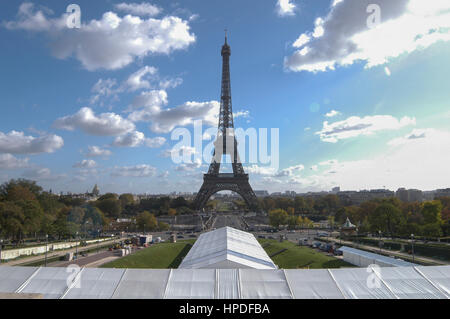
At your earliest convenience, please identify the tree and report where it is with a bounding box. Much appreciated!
[172,197,188,208]
[422,223,443,238]
[119,193,135,207]
[0,179,42,200]
[95,198,121,218]
[168,208,177,216]
[0,201,24,241]
[268,209,288,229]
[369,202,404,237]
[98,193,118,201]
[328,215,335,230]
[158,221,170,231]
[287,215,298,230]
[136,211,158,231]
[421,201,443,225]
[294,196,306,213]
[17,200,43,237]
[68,206,85,224]
[287,207,295,216]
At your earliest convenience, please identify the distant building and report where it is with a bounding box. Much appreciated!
[423,191,436,201]
[435,188,450,199]
[92,184,100,197]
[271,192,282,197]
[284,191,296,197]
[396,188,409,202]
[396,188,423,202]
[408,189,423,202]
[337,189,394,205]
[254,190,269,197]
[331,187,340,194]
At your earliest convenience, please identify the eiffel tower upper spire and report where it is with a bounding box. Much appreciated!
[219,30,233,132]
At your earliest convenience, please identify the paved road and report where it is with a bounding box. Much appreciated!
[212,215,247,230]
[1,237,126,267]
[51,250,118,268]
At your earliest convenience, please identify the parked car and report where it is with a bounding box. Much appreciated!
[189,234,196,238]
[258,235,265,239]
[178,235,184,239]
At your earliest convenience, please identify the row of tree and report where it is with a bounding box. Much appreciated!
[263,195,450,238]
[0,179,173,243]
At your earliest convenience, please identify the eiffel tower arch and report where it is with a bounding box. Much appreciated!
[194,34,259,212]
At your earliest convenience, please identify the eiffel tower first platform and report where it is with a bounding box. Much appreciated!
[193,34,259,212]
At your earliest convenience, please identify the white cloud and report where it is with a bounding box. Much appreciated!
[387,128,428,146]
[158,170,169,178]
[0,130,64,154]
[5,3,196,71]
[159,77,183,90]
[113,131,145,147]
[275,164,305,177]
[233,110,250,119]
[246,164,304,177]
[175,159,202,171]
[316,115,416,143]
[301,129,450,191]
[285,0,450,72]
[73,159,97,168]
[145,136,166,148]
[90,78,121,105]
[22,167,65,181]
[114,2,161,17]
[129,90,168,112]
[325,109,341,118]
[54,107,135,136]
[113,131,166,148]
[0,154,29,170]
[129,98,220,133]
[161,145,197,158]
[125,66,158,91]
[276,0,296,17]
[293,34,310,48]
[111,164,156,177]
[86,146,112,157]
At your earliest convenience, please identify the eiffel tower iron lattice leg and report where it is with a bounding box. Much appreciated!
[193,34,259,212]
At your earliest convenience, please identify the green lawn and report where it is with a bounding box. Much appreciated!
[101,238,352,269]
[259,239,353,269]
[101,239,195,269]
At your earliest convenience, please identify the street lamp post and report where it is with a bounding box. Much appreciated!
[411,233,415,263]
[97,229,100,254]
[75,231,79,261]
[0,239,3,264]
[378,230,382,253]
[45,234,48,267]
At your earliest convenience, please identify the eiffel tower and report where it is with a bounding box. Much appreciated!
[194,33,259,211]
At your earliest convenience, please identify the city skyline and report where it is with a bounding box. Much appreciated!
[1,0,450,194]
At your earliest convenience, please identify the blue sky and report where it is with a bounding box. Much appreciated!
[0,0,449,194]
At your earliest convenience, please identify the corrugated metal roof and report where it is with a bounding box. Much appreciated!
[0,265,449,299]
[179,227,277,269]
[338,246,416,267]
